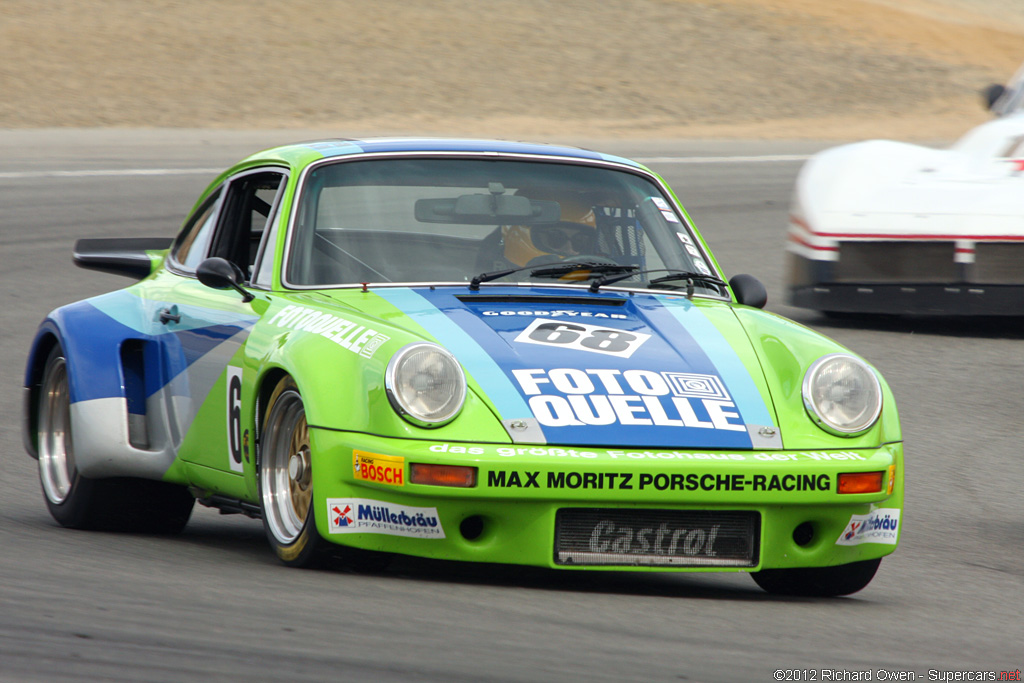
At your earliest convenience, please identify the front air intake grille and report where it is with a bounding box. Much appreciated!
[555,508,759,567]
[973,243,1024,284]
[835,242,956,283]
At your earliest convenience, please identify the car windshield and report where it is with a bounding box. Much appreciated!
[286,157,723,295]
[993,61,1024,116]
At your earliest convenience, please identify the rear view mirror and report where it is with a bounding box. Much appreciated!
[729,274,767,309]
[415,195,560,225]
[982,83,1006,111]
[197,257,254,302]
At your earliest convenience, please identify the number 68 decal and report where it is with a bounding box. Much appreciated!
[514,318,650,358]
[226,366,244,473]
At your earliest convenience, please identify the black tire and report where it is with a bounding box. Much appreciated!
[751,558,882,597]
[37,344,194,533]
[258,376,331,568]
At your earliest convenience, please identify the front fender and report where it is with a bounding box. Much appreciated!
[246,307,512,445]
[732,307,902,449]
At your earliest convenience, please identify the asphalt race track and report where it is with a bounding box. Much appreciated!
[1,130,1021,682]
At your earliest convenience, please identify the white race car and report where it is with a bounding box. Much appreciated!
[787,62,1024,316]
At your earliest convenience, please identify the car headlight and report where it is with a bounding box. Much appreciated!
[385,342,466,427]
[802,353,882,435]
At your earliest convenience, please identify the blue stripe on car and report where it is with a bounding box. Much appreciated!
[55,291,255,404]
[373,287,535,421]
[302,141,365,158]
[652,295,775,428]
[408,287,764,449]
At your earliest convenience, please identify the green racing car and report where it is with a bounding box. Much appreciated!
[22,138,902,596]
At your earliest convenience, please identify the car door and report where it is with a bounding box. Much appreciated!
[147,167,287,495]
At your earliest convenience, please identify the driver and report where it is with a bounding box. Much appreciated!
[502,194,599,267]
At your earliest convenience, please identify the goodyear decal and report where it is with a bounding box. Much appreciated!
[387,287,774,449]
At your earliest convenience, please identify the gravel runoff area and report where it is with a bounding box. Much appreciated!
[0,0,1021,140]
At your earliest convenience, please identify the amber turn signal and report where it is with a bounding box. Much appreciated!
[410,463,478,487]
[837,471,884,494]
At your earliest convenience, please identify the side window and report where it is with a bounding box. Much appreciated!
[172,188,223,270]
[252,187,285,288]
[999,135,1024,159]
[211,170,286,281]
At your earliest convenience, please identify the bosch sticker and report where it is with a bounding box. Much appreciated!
[353,450,404,486]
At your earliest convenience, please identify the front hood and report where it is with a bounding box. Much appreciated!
[799,139,1024,236]
[366,286,779,449]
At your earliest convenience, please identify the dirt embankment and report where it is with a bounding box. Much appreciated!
[0,0,1020,140]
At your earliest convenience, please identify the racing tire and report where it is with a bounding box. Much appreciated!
[751,558,882,597]
[37,344,194,533]
[258,376,331,568]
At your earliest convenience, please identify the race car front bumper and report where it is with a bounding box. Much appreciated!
[308,430,904,572]
[786,247,1024,315]
[789,282,1024,316]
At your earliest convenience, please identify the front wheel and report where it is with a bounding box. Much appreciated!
[258,376,330,568]
[37,344,194,533]
[751,558,882,597]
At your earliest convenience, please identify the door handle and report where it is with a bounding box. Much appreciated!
[159,307,181,325]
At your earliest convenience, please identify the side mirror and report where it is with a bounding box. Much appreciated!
[982,83,1006,112]
[197,257,254,302]
[729,274,767,309]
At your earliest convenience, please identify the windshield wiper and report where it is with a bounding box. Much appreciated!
[469,261,637,291]
[588,268,726,298]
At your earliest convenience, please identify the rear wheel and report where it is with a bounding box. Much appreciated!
[37,344,194,533]
[751,558,882,597]
[259,376,330,567]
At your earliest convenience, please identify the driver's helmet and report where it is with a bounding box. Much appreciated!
[503,190,598,267]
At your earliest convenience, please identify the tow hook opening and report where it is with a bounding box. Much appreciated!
[793,522,815,547]
[460,515,485,541]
